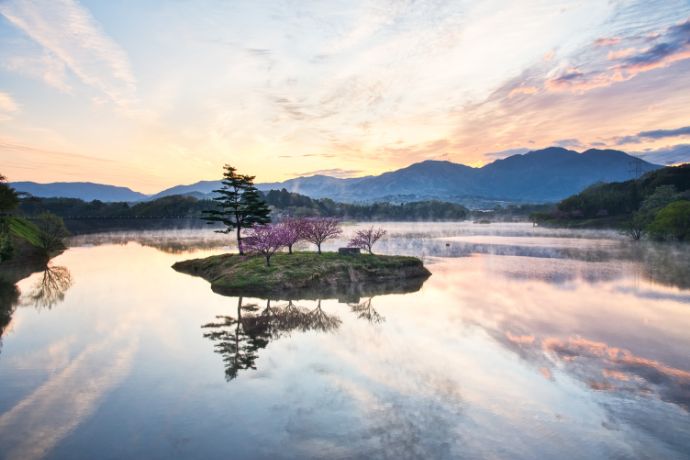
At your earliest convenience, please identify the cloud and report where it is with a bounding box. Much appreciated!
[507,85,539,98]
[278,153,337,159]
[378,139,451,163]
[3,52,72,93]
[594,37,621,47]
[607,48,637,60]
[546,18,690,93]
[617,18,690,73]
[614,125,690,145]
[614,135,643,145]
[553,138,584,148]
[545,66,625,92]
[483,147,530,161]
[633,144,690,165]
[0,92,19,121]
[638,125,690,139]
[0,92,19,112]
[293,168,363,178]
[0,0,137,111]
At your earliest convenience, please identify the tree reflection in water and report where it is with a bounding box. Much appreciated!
[24,265,73,310]
[0,281,20,354]
[349,297,384,324]
[203,297,381,381]
[0,264,72,355]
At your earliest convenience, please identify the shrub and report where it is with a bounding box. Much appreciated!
[33,212,70,253]
[647,201,690,241]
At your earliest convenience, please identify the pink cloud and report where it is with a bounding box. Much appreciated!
[594,37,621,47]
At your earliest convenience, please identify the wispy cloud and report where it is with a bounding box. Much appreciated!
[482,147,530,161]
[614,125,690,145]
[0,91,19,121]
[545,17,690,93]
[553,138,584,149]
[594,37,621,47]
[0,0,137,111]
[638,125,690,139]
[3,51,71,93]
[634,143,690,165]
[293,168,363,178]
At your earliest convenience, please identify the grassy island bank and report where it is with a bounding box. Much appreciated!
[173,252,431,300]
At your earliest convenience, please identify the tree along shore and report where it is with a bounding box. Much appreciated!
[531,164,690,241]
[16,191,470,234]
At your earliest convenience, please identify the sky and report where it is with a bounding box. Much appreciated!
[0,0,689,193]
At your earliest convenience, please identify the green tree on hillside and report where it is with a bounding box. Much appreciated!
[627,185,681,240]
[33,212,70,254]
[0,174,18,215]
[204,165,271,254]
[0,174,19,261]
[647,201,690,241]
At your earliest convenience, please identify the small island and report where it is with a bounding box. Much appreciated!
[173,252,431,299]
[172,165,431,299]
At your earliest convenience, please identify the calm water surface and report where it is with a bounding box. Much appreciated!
[0,223,689,459]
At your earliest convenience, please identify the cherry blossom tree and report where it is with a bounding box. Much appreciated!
[348,226,387,255]
[243,224,288,266]
[302,217,342,254]
[279,217,308,254]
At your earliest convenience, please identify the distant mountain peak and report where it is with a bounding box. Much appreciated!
[11,146,662,205]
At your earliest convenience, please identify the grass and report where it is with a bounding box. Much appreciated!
[0,217,52,284]
[173,251,430,298]
[8,217,43,247]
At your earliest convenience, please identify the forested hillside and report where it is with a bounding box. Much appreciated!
[16,189,469,233]
[533,164,690,240]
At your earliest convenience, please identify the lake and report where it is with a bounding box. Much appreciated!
[0,223,689,459]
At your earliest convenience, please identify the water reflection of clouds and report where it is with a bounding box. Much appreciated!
[495,330,690,411]
[1,225,687,458]
[542,336,690,410]
[0,325,139,460]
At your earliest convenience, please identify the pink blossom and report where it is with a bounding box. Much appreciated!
[348,227,387,255]
[244,224,289,266]
[279,217,309,254]
[302,217,342,254]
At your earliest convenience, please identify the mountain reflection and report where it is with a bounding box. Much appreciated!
[203,297,379,381]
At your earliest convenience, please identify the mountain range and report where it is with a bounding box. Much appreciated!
[12,147,661,206]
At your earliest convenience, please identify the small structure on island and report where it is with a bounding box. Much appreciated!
[338,247,361,255]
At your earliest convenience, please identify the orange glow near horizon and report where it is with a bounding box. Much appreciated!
[0,2,689,193]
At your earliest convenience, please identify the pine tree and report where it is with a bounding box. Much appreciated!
[204,165,271,254]
[240,180,271,228]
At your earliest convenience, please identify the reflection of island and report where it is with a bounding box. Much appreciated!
[203,297,379,381]
[24,265,72,309]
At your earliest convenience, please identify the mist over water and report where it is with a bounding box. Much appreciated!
[0,223,688,459]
